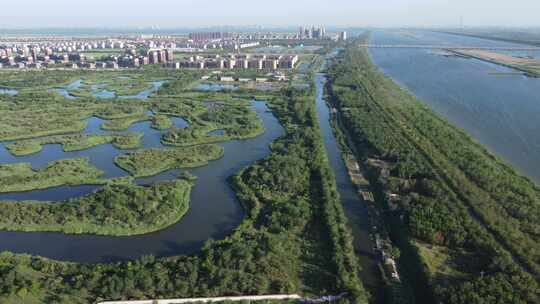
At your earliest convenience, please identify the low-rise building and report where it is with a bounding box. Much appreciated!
[177,53,297,70]
[219,76,235,82]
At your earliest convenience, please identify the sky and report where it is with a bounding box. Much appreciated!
[1,0,540,28]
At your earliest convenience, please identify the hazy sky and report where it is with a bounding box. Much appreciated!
[1,0,539,28]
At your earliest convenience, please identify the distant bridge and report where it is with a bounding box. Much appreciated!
[359,44,540,51]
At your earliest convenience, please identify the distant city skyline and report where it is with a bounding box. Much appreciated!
[1,0,540,28]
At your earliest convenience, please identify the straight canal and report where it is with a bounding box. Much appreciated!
[314,59,382,296]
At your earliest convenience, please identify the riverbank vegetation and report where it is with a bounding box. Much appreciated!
[5,133,143,156]
[327,41,540,303]
[0,176,193,236]
[115,145,224,177]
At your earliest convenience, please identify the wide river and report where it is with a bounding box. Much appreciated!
[0,99,284,263]
[369,30,540,184]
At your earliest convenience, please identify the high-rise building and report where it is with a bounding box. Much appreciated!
[338,31,348,41]
[158,50,166,63]
[305,27,312,39]
[311,26,326,39]
[165,49,174,62]
[149,51,159,64]
[31,47,39,62]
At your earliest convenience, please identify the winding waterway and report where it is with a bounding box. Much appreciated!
[369,30,540,184]
[0,98,283,263]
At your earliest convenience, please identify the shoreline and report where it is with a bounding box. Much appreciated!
[447,48,539,77]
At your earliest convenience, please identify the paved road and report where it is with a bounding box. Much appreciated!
[97,294,302,304]
[359,44,540,51]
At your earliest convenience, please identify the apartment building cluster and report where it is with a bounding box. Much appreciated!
[177,54,299,70]
[0,46,84,69]
[189,32,233,42]
[0,39,132,69]
[78,48,175,69]
[0,39,129,57]
[0,43,175,70]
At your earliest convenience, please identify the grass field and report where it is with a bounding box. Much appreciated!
[115,145,224,177]
[6,133,143,156]
[151,114,173,130]
[0,158,105,193]
[101,114,152,131]
[81,49,125,60]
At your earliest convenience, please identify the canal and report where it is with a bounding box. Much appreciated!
[314,70,382,296]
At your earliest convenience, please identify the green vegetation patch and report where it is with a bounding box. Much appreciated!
[101,114,152,131]
[415,242,470,285]
[151,114,173,130]
[0,107,91,141]
[0,70,82,89]
[0,158,104,193]
[162,103,264,146]
[115,145,224,177]
[0,176,194,236]
[81,50,124,61]
[64,75,154,97]
[5,133,143,156]
[94,105,146,120]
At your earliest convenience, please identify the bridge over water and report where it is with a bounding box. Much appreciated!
[359,44,540,51]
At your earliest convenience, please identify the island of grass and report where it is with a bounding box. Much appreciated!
[151,114,174,130]
[101,113,152,131]
[0,102,149,142]
[0,175,195,236]
[5,132,143,156]
[115,144,224,177]
[0,108,91,141]
[0,157,134,194]
[0,158,110,193]
[162,103,264,146]
[95,105,147,120]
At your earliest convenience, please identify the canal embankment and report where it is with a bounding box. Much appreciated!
[314,69,389,302]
